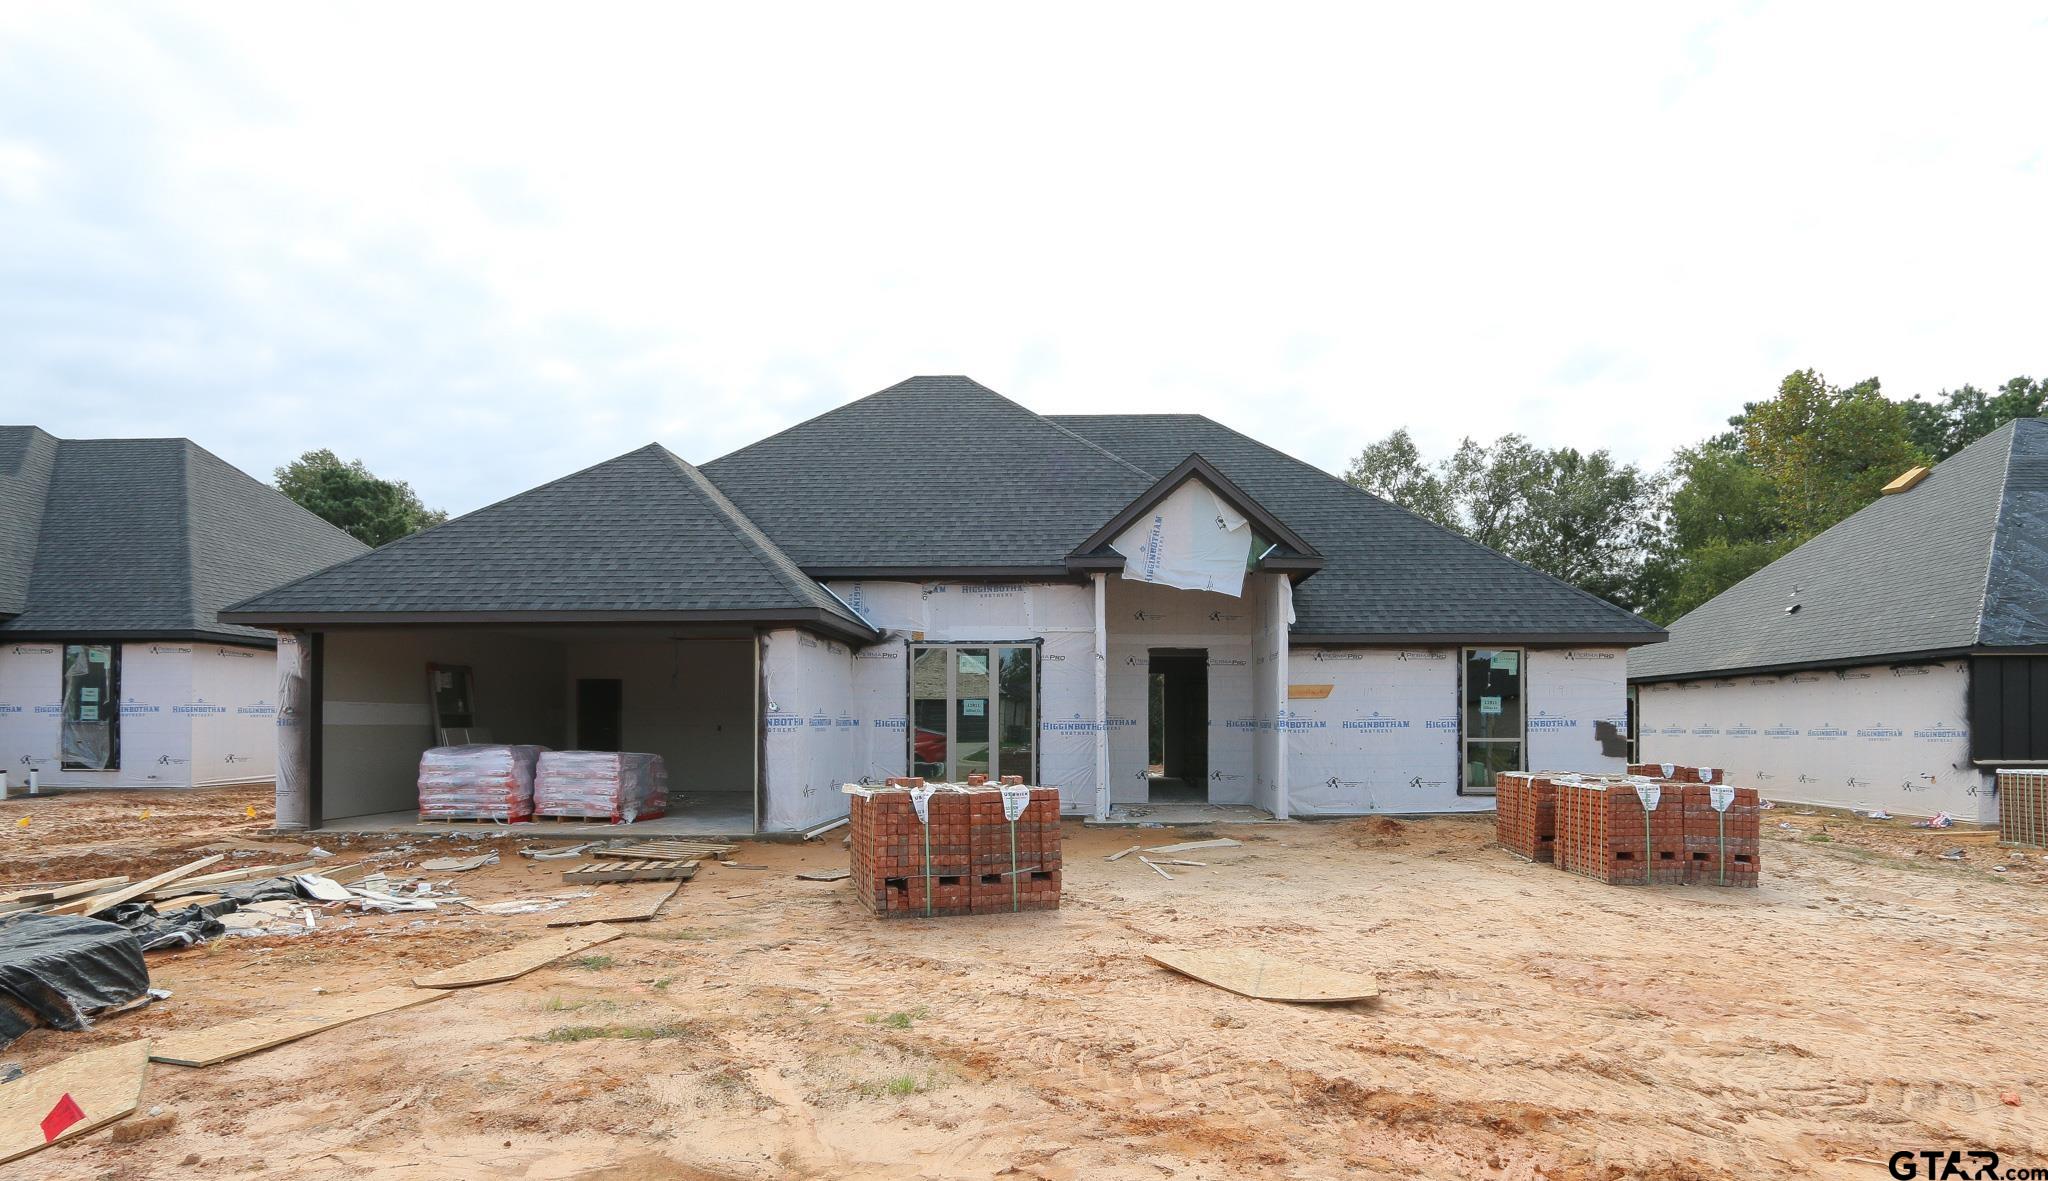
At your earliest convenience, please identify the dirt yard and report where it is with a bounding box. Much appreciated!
[4,787,2045,1180]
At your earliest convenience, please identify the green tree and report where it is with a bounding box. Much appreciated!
[1637,439,1789,623]
[1345,430,1662,612]
[1342,427,1456,528]
[1739,369,1923,542]
[1901,376,2047,460]
[274,449,448,547]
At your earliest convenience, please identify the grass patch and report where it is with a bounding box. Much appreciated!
[639,928,718,942]
[651,976,675,991]
[534,1021,701,1044]
[571,954,617,971]
[855,1073,936,1098]
[1805,833,1832,843]
[865,1006,930,1030]
[540,996,619,1013]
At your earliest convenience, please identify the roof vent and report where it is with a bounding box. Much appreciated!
[1882,466,1931,495]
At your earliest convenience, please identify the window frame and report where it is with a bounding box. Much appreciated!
[59,640,122,772]
[908,642,1039,783]
[1458,646,1526,795]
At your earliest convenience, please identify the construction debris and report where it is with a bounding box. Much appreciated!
[1141,838,1241,855]
[1146,948,1379,1004]
[545,882,680,927]
[149,986,447,1068]
[0,1040,151,1165]
[605,839,736,862]
[562,859,697,884]
[413,925,622,989]
[796,868,851,882]
[419,852,498,872]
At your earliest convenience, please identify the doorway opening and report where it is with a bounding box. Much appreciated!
[576,678,624,751]
[1148,648,1208,803]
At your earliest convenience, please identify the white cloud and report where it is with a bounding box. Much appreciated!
[1,1,2043,512]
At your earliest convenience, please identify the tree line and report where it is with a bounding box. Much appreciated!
[1346,371,2047,625]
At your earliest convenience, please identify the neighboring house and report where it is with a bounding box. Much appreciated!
[1629,419,2048,823]
[0,427,367,789]
[222,376,1664,832]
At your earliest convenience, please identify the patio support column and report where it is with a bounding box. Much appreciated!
[275,629,314,831]
[1272,573,1291,820]
[1093,572,1110,821]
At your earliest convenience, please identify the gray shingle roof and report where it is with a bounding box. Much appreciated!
[1052,413,1666,642]
[1630,419,2048,681]
[0,427,368,645]
[702,376,1157,571]
[223,444,873,638]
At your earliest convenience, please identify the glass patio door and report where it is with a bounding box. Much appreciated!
[1461,647,1525,793]
[910,645,1036,782]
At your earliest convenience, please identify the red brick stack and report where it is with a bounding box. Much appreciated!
[1682,783,1761,886]
[1627,763,1725,784]
[1552,777,1687,885]
[848,783,1062,919]
[969,785,1062,912]
[1494,771,1558,863]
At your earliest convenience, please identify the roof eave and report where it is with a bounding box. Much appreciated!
[218,606,879,645]
[1296,629,1667,647]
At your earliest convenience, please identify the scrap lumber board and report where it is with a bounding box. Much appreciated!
[49,855,224,918]
[149,986,448,1068]
[563,859,697,884]
[1141,838,1241,855]
[1105,845,1142,862]
[0,877,127,913]
[546,881,681,927]
[796,868,851,882]
[1146,948,1378,1003]
[605,840,735,861]
[413,924,624,988]
[0,1040,152,1165]
[140,860,315,898]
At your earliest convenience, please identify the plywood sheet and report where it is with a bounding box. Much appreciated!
[149,986,446,1068]
[545,882,679,927]
[1146,948,1378,1003]
[0,1040,151,1164]
[414,925,623,989]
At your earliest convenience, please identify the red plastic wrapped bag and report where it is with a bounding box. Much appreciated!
[534,751,669,823]
[417,744,545,822]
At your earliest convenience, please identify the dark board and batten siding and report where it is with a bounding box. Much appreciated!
[1968,655,2048,763]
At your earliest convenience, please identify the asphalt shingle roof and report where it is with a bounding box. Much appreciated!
[0,427,368,645]
[1629,419,2048,681]
[702,376,1157,570]
[224,444,873,637]
[1052,413,1666,642]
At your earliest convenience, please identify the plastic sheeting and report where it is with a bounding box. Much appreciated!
[417,744,545,821]
[761,630,861,832]
[1526,649,1631,774]
[0,913,149,1048]
[535,751,669,823]
[1637,659,1992,822]
[1109,480,1252,597]
[1283,645,1467,815]
[0,642,279,789]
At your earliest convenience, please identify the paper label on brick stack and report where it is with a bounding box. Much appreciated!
[534,751,669,823]
[418,744,545,822]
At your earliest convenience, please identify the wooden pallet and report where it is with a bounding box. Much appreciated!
[563,859,699,884]
[605,839,735,861]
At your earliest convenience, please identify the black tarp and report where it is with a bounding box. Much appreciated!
[0,912,149,1048]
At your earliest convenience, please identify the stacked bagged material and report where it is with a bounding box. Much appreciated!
[417,744,545,822]
[534,751,669,823]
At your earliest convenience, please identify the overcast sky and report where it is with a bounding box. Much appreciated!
[2,4,2043,515]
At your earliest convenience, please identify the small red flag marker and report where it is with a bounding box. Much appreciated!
[40,1093,85,1142]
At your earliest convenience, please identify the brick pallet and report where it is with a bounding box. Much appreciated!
[1682,783,1761,887]
[1998,769,2048,850]
[1627,762,1724,785]
[848,783,1063,919]
[1494,771,1558,863]
[1553,778,1686,885]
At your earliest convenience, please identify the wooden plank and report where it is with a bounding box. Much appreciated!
[0,1040,152,1165]
[1138,856,1174,880]
[563,860,697,885]
[1104,845,1141,862]
[49,855,224,918]
[0,877,127,907]
[1141,838,1242,855]
[139,860,315,899]
[149,986,448,1068]
[546,882,681,927]
[796,868,851,882]
[606,840,735,861]
[1146,948,1378,1004]
[413,925,624,988]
